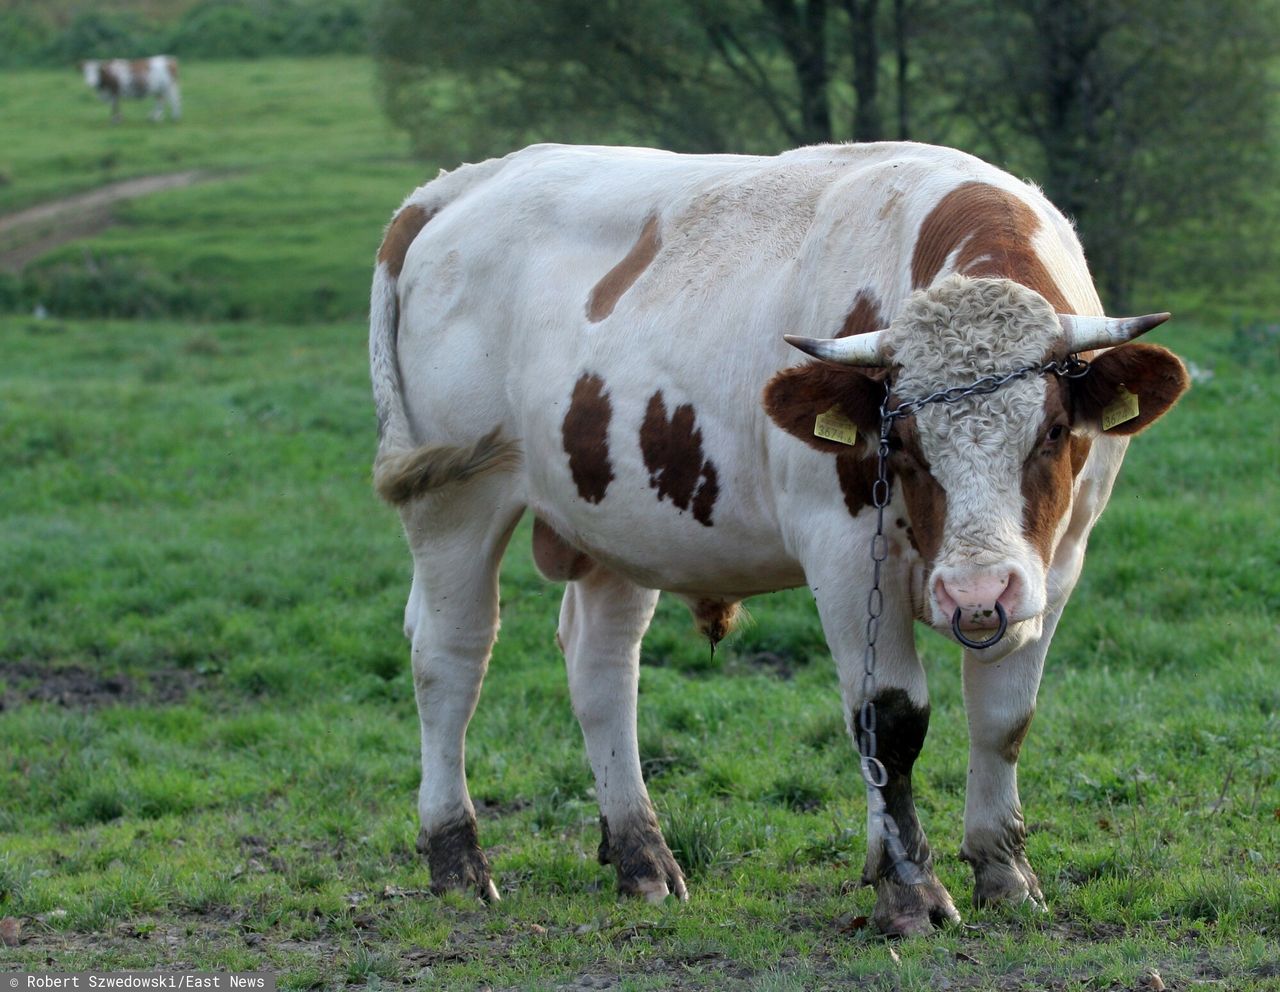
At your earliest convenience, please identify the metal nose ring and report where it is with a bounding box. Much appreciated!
[951,603,1008,649]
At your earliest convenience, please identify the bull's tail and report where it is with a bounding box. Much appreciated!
[369,259,414,461]
[374,425,521,505]
[369,218,519,506]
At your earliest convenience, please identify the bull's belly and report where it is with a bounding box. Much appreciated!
[526,489,808,598]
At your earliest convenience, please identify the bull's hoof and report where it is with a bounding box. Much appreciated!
[418,816,500,902]
[970,853,1045,912]
[872,872,961,937]
[598,813,689,904]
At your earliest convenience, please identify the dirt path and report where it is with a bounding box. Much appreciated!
[0,170,214,272]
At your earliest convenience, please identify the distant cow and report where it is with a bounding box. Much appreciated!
[80,56,181,123]
[369,143,1189,935]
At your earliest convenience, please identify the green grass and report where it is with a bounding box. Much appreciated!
[0,49,1277,992]
[0,312,1276,990]
[0,58,425,322]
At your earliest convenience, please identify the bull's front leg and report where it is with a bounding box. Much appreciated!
[958,605,1063,911]
[811,554,960,936]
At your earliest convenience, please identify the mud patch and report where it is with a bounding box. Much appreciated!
[0,171,217,273]
[0,659,203,710]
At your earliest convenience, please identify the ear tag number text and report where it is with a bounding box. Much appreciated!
[1102,387,1140,431]
[814,407,859,446]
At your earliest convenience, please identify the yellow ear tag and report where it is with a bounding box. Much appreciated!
[814,406,859,446]
[1102,386,1140,431]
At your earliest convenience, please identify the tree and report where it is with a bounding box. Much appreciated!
[371,0,903,159]
[935,0,1279,309]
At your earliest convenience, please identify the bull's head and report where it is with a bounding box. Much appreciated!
[764,276,1189,655]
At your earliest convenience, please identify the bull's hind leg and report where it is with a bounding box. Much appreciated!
[959,607,1062,911]
[812,561,960,936]
[400,479,522,901]
[558,567,686,903]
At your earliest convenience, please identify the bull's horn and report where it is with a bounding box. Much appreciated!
[783,330,888,366]
[1059,312,1171,353]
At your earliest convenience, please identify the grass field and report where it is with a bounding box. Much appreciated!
[0,58,424,323]
[1,55,1278,992]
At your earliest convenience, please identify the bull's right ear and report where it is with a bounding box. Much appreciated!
[762,363,885,455]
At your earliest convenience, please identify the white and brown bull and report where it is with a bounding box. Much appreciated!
[80,56,181,123]
[368,142,1188,935]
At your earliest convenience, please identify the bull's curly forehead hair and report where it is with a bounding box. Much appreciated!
[884,275,1065,390]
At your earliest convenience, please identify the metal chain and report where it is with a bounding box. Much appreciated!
[855,354,1090,888]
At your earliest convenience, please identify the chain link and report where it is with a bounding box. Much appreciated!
[855,355,1090,888]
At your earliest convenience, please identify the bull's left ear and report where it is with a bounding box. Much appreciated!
[1072,342,1190,436]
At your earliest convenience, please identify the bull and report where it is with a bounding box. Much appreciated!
[79,56,181,123]
[368,142,1189,935]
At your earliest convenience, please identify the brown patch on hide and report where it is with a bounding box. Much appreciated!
[878,187,904,221]
[587,215,661,322]
[911,182,1071,312]
[1001,711,1035,764]
[128,59,150,83]
[377,203,436,278]
[166,57,179,81]
[693,599,740,647]
[98,63,121,96]
[639,392,719,526]
[761,364,885,455]
[373,426,520,504]
[420,814,495,898]
[1021,383,1075,564]
[892,419,947,567]
[562,373,615,504]
[532,516,595,582]
[834,451,876,517]
[1069,433,1092,477]
[1071,342,1190,436]
[836,289,885,338]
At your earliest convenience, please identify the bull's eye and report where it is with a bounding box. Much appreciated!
[1046,424,1065,442]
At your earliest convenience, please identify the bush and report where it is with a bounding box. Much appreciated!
[16,253,234,321]
[166,1,284,59]
[163,0,370,59]
[41,12,157,64]
[0,12,55,68]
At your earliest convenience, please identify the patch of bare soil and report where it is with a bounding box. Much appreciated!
[10,908,1241,992]
[0,658,204,710]
[0,171,214,273]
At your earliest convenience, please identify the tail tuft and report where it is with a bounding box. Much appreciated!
[374,427,520,505]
